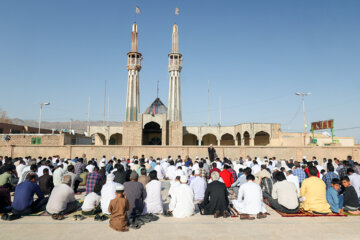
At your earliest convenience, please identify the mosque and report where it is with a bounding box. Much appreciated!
[88,23,353,148]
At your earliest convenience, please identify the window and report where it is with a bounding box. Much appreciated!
[31,137,42,145]
[0,128,3,133]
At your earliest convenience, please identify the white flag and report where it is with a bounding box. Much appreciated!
[136,6,141,14]
[175,7,180,15]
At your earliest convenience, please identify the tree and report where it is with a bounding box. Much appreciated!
[0,109,12,124]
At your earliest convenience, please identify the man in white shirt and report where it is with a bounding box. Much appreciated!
[143,171,163,214]
[53,164,65,187]
[37,162,52,178]
[161,159,170,173]
[251,161,261,175]
[16,160,26,179]
[46,175,78,215]
[101,174,122,215]
[155,161,165,180]
[190,170,207,202]
[286,170,300,194]
[348,168,360,199]
[86,161,95,173]
[168,175,195,218]
[165,161,177,180]
[232,174,267,220]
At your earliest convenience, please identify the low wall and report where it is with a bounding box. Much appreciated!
[0,145,359,163]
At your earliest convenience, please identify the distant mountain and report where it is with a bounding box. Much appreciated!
[10,118,122,134]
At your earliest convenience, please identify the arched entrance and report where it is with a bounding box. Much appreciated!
[109,133,122,145]
[236,132,241,146]
[143,122,162,145]
[243,131,250,146]
[92,133,106,145]
[220,133,235,145]
[254,131,270,146]
[202,134,217,146]
[183,133,198,145]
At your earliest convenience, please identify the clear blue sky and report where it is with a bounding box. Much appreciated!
[0,0,359,142]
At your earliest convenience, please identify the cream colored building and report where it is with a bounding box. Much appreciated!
[88,22,354,148]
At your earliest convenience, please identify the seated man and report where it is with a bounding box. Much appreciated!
[190,169,207,202]
[79,169,89,186]
[300,166,331,214]
[200,171,229,218]
[86,167,102,195]
[46,175,78,217]
[64,165,82,193]
[232,174,267,220]
[0,183,12,214]
[138,168,150,188]
[11,174,47,218]
[326,178,341,213]
[124,171,147,222]
[168,175,195,218]
[220,165,233,188]
[82,184,102,215]
[39,168,54,196]
[340,176,360,214]
[101,174,122,215]
[144,170,163,215]
[108,185,130,232]
[266,172,299,214]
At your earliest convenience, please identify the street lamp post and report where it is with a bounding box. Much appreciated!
[295,93,311,146]
[38,102,50,134]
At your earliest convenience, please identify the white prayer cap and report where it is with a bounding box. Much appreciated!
[107,174,115,181]
[196,156,199,159]
[116,185,124,191]
[303,156,307,159]
[156,160,160,163]
[274,167,280,171]
[180,175,188,183]
[210,144,213,147]
[194,169,200,175]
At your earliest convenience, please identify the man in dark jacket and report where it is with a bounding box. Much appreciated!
[200,171,229,218]
[208,144,216,162]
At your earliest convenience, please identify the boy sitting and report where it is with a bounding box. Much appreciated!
[81,184,102,215]
[341,176,360,214]
[326,178,341,213]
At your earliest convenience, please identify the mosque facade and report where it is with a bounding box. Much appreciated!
[89,23,354,148]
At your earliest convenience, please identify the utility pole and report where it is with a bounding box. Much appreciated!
[38,102,50,134]
[87,96,91,135]
[219,96,222,126]
[207,80,210,126]
[103,80,107,125]
[295,92,311,146]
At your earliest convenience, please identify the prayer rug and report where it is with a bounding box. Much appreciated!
[265,203,347,217]
[343,212,360,216]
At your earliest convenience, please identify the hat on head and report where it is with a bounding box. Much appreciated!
[180,175,188,183]
[130,171,138,180]
[116,185,125,192]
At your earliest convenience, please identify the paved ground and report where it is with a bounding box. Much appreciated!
[1,181,360,240]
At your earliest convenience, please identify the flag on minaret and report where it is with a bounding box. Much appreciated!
[175,7,180,15]
[136,6,141,14]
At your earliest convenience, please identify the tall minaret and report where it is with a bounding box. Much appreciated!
[167,24,182,121]
[125,23,142,122]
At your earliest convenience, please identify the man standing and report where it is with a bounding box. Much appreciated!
[208,144,216,162]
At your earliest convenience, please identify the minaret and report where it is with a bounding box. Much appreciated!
[125,23,142,122]
[167,24,182,121]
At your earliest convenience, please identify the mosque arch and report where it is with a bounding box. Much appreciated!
[243,131,250,146]
[92,133,106,146]
[236,132,242,146]
[109,133,122,145]
[254,131,270,146]
[202,133,217,146]
[220,133,235,146]
[183,133,198,145]
[142,121,162,145]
